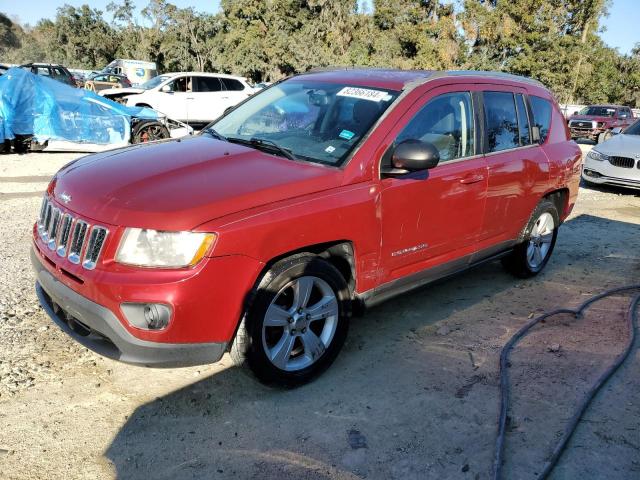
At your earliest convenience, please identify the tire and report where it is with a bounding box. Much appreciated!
[230,254,351,387]
[502,199,559,278]
[12,135,32,154]
[597,131,612,144]
[131,120,170,144]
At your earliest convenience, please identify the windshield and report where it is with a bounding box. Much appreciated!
[623,119,640,135]
[140,75,171,90]
[578,106,616,117]
[207,80,400,166]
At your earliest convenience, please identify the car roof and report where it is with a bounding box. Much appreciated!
[588,104,627,109]
[20,63,67,68]
[295,68,546,92]
[163,72,247,81]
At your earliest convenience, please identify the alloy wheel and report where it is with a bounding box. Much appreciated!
[262,276,339,372]
[526,212,555,269]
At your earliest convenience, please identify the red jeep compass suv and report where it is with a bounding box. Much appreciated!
[31,69,581,385]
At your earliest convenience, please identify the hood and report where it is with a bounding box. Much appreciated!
[594,133,640,156]
[100,87,145,97]
[50,136,342,230]
[569,115,612,123]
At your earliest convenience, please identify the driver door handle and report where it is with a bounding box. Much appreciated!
[459,173,485,185]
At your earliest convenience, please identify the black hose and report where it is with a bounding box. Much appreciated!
[493,285,640,480]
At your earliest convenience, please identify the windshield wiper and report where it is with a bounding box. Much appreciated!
[202,127,227,142]
[226,136,297,161]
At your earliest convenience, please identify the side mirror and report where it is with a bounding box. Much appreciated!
[160,85,172,93]
[531,126,541,143]
[611,127,622,135]
[384,139,440,175]
[619,113,628,119]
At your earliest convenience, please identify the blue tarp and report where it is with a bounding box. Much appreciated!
[0,67,157,144]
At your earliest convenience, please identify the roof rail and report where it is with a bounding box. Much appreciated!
[444,70,546,88]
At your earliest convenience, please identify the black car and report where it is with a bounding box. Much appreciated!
[19,63,77,87]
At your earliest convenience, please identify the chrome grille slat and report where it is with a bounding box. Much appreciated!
[82,227,108,270]
[36,195,108,270]
[68,220,88,265]
[56,214,74,257]
[41,202,53,242]
[47,208,61,250]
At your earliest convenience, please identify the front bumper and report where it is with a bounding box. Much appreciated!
[582,169,640,189]
[582,154,640,190]
[32,247,226,367]
[570,127,604,140]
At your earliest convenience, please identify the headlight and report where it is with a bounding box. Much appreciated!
[116,228,216,268]
[587,150,609,162]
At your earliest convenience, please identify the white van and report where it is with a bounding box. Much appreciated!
[103,59,157,86]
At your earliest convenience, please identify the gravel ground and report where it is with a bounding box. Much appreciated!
[0,145,639,479]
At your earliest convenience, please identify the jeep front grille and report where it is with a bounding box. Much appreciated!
[609,156,635,169]
[37,196,108,270]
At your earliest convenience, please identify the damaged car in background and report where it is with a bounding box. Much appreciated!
[99,72,256,127]
[582,118,640,189]
[0,67,192,153]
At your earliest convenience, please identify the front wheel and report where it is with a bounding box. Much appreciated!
[502,200,559,278]
[230,254,351,387]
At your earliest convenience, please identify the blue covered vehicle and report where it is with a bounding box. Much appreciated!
[0,67,192,153]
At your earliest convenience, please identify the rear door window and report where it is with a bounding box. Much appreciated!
[529,96,552,143]
[195,76,223,92]
[221,78,245,91]
[483,91,519,152]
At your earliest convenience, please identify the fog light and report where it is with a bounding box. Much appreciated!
[121,303,172,330]
[144,304,170,329]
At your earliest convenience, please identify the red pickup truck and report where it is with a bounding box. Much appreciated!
[568,104,635,143]
[32,69,582,385]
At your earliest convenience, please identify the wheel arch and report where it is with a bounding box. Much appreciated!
[255,241,356,296]
[543,188,570,221]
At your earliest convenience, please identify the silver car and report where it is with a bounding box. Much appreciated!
[582,120,640,189]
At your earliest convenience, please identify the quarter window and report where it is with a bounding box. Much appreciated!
[395,92,475,163]
[484,91,519,152]
[529,96,552,143]
[221,78,245,91]
[195,76,223,92]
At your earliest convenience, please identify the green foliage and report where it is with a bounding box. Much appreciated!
[1,0,637,105]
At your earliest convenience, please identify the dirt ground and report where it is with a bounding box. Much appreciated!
[0,144,638,480]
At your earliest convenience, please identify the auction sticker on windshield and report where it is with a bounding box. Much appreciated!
[337,87,389,102]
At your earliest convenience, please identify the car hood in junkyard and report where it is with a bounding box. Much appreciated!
[100,87,145,97]
[595,133,640,156]
[49,135,343,230]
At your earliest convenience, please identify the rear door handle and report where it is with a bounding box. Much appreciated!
[459,174,485,185]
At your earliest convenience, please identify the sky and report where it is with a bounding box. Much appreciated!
[1,0,638,55]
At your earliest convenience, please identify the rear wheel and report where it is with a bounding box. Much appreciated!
[230,254,351,387]
[502,199,559,278]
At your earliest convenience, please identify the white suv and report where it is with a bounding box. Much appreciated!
[99,72,256,124]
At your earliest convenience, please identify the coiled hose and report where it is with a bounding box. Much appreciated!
[493,285,640,480]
